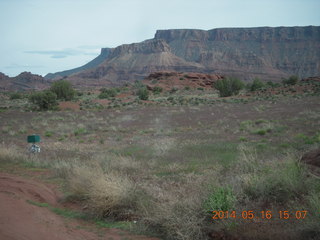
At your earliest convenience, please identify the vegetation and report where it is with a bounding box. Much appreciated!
[204,186,236,212]
[282,75,299,85]
[214,77,244,97]
[98,88,117,99]
[50,79,76,100]
[29,90,58,110]
[248,78,265,91]
[152,86,163,94]
[137,87,149,100]
[1,76,320,240]
[9,92,23,100]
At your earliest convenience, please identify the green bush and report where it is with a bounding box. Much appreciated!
[204,186,236,212]
[249,78,265,91]
[137,87,149,100]
[170,87,178,94]
[98,88,117,99]
[9,92,23,100]
[214,77,244,97]
[266,81,281,88]
[282,75,299,85]
[152,86,163,94]
[50,80,75,100]
[45,131,54,137]
[244,158,307,204]
[29,90,58,110]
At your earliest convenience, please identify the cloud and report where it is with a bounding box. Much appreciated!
[5,63,44,69]
[25,46,100,59]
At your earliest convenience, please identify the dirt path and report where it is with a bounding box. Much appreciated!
[0,172,159,240]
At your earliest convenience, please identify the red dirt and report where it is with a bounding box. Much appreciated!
[116,93,132,98]
[59,101,80,111]
[0,172,159,240]
[92,99,111,106]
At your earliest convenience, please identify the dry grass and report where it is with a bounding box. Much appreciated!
[0,144,26,163]
[140,173,209,240]
[68,164,137,219]
[1,96,320,239]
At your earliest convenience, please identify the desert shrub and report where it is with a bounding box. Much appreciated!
[50,79,75,100]
[243,156,308,204]
[152,86,163,94]
[170,87,178,93]
[203,186,236,212]
[74,127,87,136]
[282,75,299,85]
[137,87,149,100]
[142,177,207,240]
[249,78,265,91]
[266,81,281,88]
[9,92,23,100]
[99,88,117,99]
[214,77,244,97]
[68,165,138,219]
[45,130,54,137]
[295,132,320,145]
[29,90,58,110]
[0,145,25,163]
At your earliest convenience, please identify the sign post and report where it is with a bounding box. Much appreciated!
[27,135,41,153]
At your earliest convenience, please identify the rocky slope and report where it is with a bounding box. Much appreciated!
[0,72,49,91]
[143,72,223,91]
[45,26,320,86]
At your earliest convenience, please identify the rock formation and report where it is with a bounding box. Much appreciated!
[45,26,320,86]
[0,72,49,91]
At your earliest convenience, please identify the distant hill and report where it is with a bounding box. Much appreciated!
[45,26,320,87]
[0,72,49,91]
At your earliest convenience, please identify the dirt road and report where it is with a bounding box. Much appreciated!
[0,172,158,240]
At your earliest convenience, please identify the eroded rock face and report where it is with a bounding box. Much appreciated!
[0,72,49,91]
[155,26,320,80]
[301,148,320,168]
[45,26,320,86]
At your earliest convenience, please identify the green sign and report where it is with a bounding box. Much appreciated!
[27,135,40,143]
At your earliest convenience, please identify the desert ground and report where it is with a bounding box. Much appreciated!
[0,81,320,240]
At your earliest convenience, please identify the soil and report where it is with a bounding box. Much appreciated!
[0,172,159,240]
[59,101,80,111]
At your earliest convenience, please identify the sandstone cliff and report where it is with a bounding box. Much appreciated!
[45,26,320,85]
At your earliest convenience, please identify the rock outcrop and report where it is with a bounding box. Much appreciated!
[143,72,223,91]
[66,39,204,87]
[45,26,320,86]
[0,72,49,91]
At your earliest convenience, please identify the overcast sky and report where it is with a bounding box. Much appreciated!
[0,0,319,77]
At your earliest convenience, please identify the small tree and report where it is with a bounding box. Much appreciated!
[29,90,58,110]
[50,80,75,100]
[282,75,299,85]
[214,77,244,97]
[249,78,265,92]
[137,87,149,100]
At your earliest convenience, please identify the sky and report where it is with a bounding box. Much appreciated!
[0,0,319,77]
